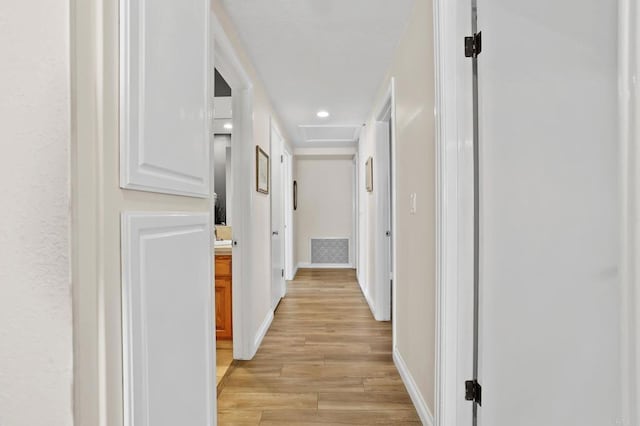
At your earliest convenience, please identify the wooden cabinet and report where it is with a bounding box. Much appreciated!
[214,255,233,340]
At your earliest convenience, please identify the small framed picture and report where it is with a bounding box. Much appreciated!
[365,157,374,192]
[293,180,298,210]
[256,145,269,194]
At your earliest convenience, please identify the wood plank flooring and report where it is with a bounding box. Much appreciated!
[217,269,420,425]
[217,339,234,386]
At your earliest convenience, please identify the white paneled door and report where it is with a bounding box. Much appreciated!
[121,213,215,426]
[472,0,622,425]
[119,0,215,425]
[375,120,392,321]
[120,0,210,197]
[271,125,286,310]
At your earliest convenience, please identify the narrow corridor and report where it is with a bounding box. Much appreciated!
[217,269,420,425]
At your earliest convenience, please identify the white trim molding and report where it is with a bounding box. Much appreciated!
[394,348,435,426]
[119,0,211,198]
[296,262,355,270]
[364,78,397,325]
[211,10,256,362]
[619,0,640,423]
[433,0,474,424]
[252,311,274,357]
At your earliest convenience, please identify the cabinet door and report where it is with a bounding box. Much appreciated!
[215,256,232,276]
[215,278,232,340]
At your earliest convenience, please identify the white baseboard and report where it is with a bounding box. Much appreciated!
[363,287,376,318]
[356,276,385,322]
[252,310,274,357]
[296,262,354,269]
[393,347,434,426]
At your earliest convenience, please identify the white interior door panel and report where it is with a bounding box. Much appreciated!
[121,212,215,426]
[120,0,210,197]
[271,126,285,309]
[475,1,621,425]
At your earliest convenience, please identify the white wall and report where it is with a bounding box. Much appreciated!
[358,0,436,419]
[0,1,73,425]
[294,156,354,266]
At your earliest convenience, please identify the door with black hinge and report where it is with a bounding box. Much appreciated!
[469,0,622,425]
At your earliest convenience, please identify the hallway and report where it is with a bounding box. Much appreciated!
[217,269,420,425]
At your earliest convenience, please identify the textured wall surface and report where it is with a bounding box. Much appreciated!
[0,1,73,425]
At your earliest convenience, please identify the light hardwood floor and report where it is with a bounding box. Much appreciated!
[217,339,234,386]
[217,269,420,425]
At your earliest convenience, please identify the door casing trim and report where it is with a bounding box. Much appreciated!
[211,10,256,361]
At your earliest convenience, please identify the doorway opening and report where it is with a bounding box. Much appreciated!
[212,68,234,387]
[283,147,294,281]
[270,122,293,310]
[211,10,256,369]
[373,79,397,325]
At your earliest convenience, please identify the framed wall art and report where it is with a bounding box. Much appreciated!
[256,145,270,194]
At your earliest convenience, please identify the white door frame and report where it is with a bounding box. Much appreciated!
[283,146,294,280]
[432,0,473,424]
[352,153,359,276]
[433,0,640,425]
[620,1,640,423]
[211,12,255,361]
[269,120,286,308]
[372,79,397,325]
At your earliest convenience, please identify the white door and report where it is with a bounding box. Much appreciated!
[473,0,622,425]
[118,0,216,424]
[375,120,392,321]
[283,150,294,280]
[271,125,285,310]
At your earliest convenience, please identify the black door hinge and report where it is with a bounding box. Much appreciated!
[465,379,482,405]
[464,32,482,58]
[281,269,284,278]
[281,155,284,163]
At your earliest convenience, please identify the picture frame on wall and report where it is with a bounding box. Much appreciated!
[256,145,270,194]
[366,157,374,192]
[293,180,298,210]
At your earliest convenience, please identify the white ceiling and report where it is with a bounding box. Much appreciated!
[220,0,415,147]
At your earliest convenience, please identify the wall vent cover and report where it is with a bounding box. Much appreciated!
[311,238,349,264]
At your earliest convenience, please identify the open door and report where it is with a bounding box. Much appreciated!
[375,120,392,321]
[118,0,216,424]
[283,149,294,280]
[468,0,622,425]
[271,124,286,310]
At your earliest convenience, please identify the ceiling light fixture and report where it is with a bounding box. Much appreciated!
[224,123,233,130]
[317,110,330,118]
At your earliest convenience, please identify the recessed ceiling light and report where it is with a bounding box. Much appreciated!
[224,123,233,130]
[317,110,330,118]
